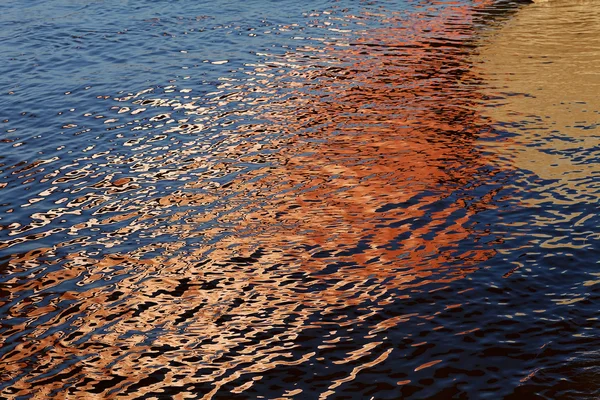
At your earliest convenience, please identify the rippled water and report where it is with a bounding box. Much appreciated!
[1,0,599,398]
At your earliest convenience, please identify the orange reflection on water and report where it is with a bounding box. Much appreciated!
[235,3,499,284]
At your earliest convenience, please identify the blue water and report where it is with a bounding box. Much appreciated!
[1,0,599,398]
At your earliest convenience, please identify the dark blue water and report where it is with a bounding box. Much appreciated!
[1,0,599,398]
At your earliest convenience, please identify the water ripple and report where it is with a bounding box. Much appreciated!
[1,0,599,398]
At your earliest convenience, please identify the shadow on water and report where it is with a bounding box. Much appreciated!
[0,0,599,398]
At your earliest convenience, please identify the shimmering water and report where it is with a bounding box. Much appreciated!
[1,0,599,398]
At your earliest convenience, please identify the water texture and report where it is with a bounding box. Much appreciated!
[0,0,599,398]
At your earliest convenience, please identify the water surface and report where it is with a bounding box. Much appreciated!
[1,0,599,398]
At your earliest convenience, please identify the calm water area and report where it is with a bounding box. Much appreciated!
[1,0,599,398]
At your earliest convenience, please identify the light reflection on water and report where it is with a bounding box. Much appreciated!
[476,0,600,201]
[1,0,599,398]
[475,1,600,254]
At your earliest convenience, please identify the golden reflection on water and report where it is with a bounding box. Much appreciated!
[0,2,505,398]
[475,0,600,201]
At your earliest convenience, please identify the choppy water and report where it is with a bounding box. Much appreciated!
[1,0,599,398]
